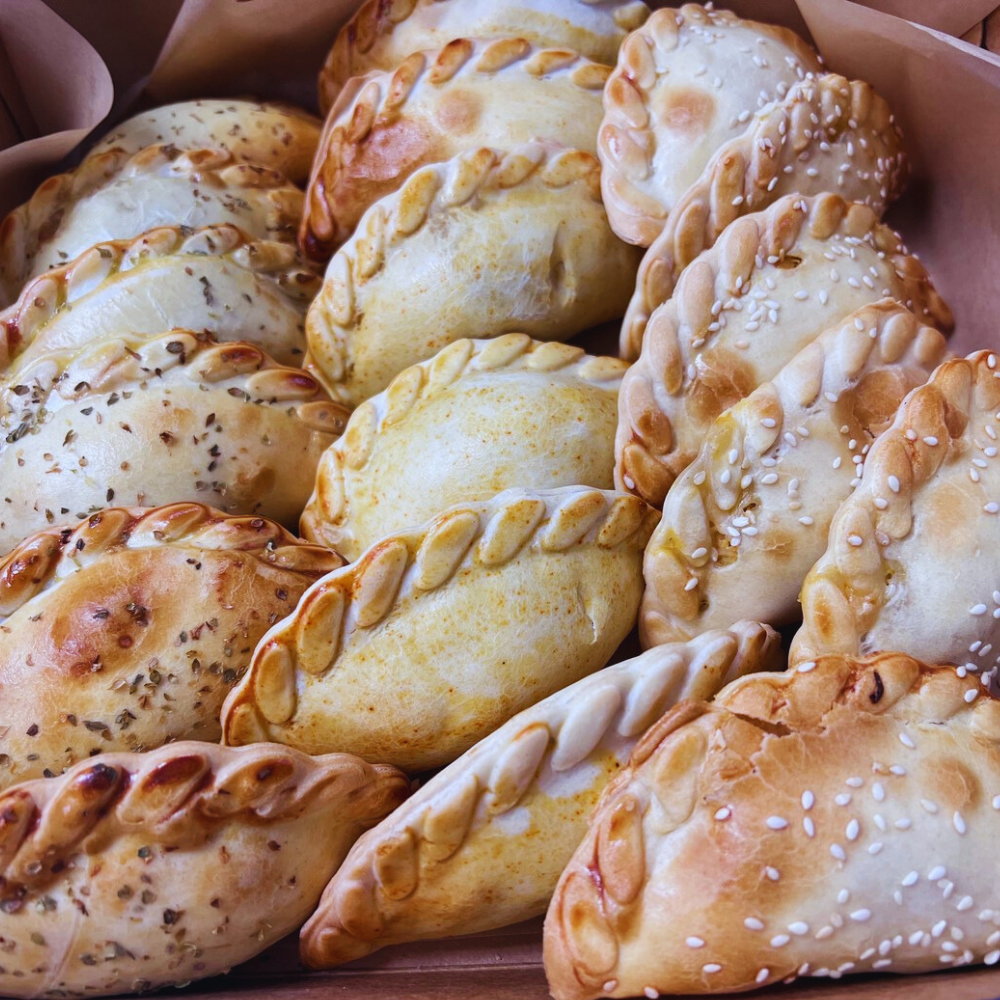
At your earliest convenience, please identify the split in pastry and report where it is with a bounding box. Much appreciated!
[303,142,640,406]
[0,503,342,790]
[544,652,1000,998]
[641,301,947,647]
[222,486,659,772]
[300,38,611,257]
[300,622,779,968]
[0,741,407,998]
[621,72,907,359]
[599,4,822,247]
[615,193,954,508]
[0,332,348,552]
[792,351,1000,676]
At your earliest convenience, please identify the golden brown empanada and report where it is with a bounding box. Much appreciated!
[0,504,341,789]
[544,653,1000,998]
[0,742,407,998]
[303,144,640,406]
[599,5,821,247]
[641,301,947,647]
[300,38,610,257]
[615,193,954,508]
[300,622,779,968]
[223,486,658,772]
[793,351,1000,676]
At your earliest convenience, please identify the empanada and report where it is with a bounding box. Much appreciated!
[303,144,640,406]
[599,5,821,247]
[0,224,318,370]
[621,73,907,359]
[615,193,954,508]
[223,486,658,772]
[793,351,1000,676]
[318,0,650,112]
[0,742,407,998]
[300,622,779,968]
[300,38,610,256]
[0,503,342,790]
[641,301,947,647]
[0,332,348,552]
[544,653,1000,998]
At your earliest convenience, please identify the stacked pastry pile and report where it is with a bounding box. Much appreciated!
[0,4,999,1000]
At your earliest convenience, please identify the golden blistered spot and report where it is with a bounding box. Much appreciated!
[650,85,716,138]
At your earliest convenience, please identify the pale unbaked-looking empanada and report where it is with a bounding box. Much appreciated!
[0,742,407,998]
[300,622,779,968]
[304,144,640,406]
[641,301,947,647]
[544,653,1000,999]
[792,351,1000,675]
[300,39,610,256]
[301,335,626,561]
[0,224,318,370]
[222,486,658,772]
[599,5,821,247]
[621,73,907,359]
[318,0,650,112]
[615,193,954,508]
[0,504,342,790]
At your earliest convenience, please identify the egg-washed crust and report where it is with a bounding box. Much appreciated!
[300,622,779,968]
[300,37,610,256]
[223,486,659,741]
[615,192,955,509]
[641,301,947,647]
[301,334,626,554]
[543,653,1000,999]
[621,73,907,359]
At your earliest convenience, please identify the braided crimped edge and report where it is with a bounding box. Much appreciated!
[621,73,907,359]
[599,4,822,248]
[298,621,779,966]
[640,300,948,647]
[791,350,1000,666]
[223,486,660,736]
[0,741,409,889]
[615,192,956,508]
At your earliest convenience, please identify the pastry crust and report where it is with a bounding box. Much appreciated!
[615,193,954,508]
[300,38,611,257]
[599,5,822,246]
[621,73,907,358]
[0,332,348,552]
[0,741,407,998]
[300,622,779,968]
[318,0,650,112]
[303,143,640,406]
[0,504,342,789]
[0,224,319,370]
[543,653,1000,999]
[641,301,947,647]
[222,486,659,772]
[792,351,1000,674]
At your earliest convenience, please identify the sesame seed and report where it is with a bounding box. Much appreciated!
[837,889,850,904]
[797,660,817,673]
[830,844,846,860]
[767,816,789,830]
[765,866,780,881]
[789,922,809,935]
[846,819,860,841]
[851,909,872,922]
[957,896,974,911]
[703,963,722,974]
[923,436,938,446]
[873,814,887,831]
[992,796,1000,810]
[802,790,815,809]
[715,806,731,821]
[761,417,777,428]
[872,782,885,801]
[928,866,947,881]
[964,689,977,703]
[920,800,939,814]
[692,547,708,560]
[847,534,864,547]
[803,817,815,837]
[986,951,1000,966]
[846,777,863,788]
[932,920,947,937]
[888,475,900,492]
[890,765,906,776]
[899,732,915,748]
[686,936,705,948]
[693,471,706,486]
[873,959,892,970]
[953,812,967,834]
[799,516,814,526]
[756,969,770,984]
[834,793,851,806]
[745,917,765,931]
[771,934,790,947]
[761,471,779,485]
[868,841,883,855]
[895,818,912,830]
[816,926,834,940]
[901,871,919,887]
[644,989,658,999]
[970,604,988,616]
[908,932,924,946]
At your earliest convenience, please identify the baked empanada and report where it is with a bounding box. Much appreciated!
[0,504,341,790]
[544,653,1000,998]
[0,742,407,998]
[300,622,779,968]
[300,38,610,256]
[793,351,1000,676]
[223,486,658,772]
[615,193,954,507]
[318,0,650,112]
[0,332,347,552]
[641,301,947,647]
[621,73,907,359]
[0,224,318,370]
[599,5,821,246]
